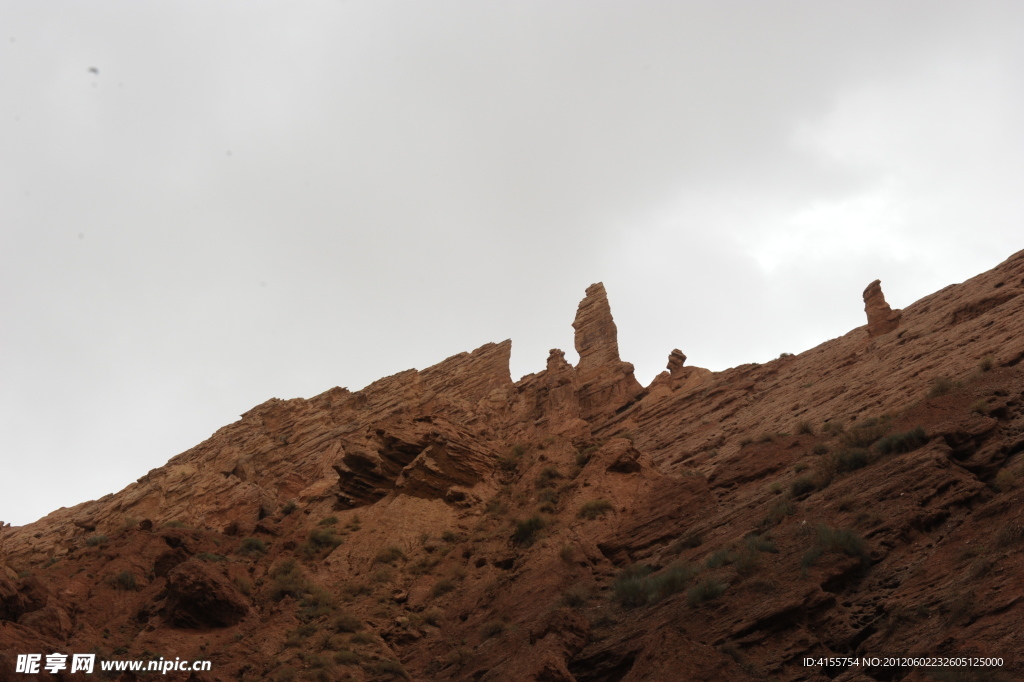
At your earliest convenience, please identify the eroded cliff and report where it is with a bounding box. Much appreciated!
[3,254,1024,682]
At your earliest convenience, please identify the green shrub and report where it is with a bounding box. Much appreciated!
[86,535,108,547]
[758,498,794,529]
[610,563,699,607]
[311,527,341,548]
[338,581,371,601]
[334,649,360,665]
[302,528,342,554]
[802,525,870,569]
[421,607,444,626]
[971,399,989,415]
[789,476,817,497]
[163,520,187,528]
[561,585,591,608]
[332,612,362,633]
[979,356,995,372]
[536,465,562,488]
[705,548,734,568]
[842,423,888,448]
[732,549,760,576]
[687,577,727,606]
[281,501,297,515]
[371,566,394,584]
[269,560,307,601]
[578,499,614,519]
[800,545,823,570]
[272,665,298,682]
[821,421,844,434]
[996,523,1024,548]
[511,444,527,457]
[485,497,509,516]
[832,448,868,473]
[441,530,463,543]
[797,420,814,435]
[297,586,335,622]
[574,449,591,466]
[240,537,267,555]
[611,564,655,608]
[497,456,520,473]
[373,546,406,565]
[114,571,137,591]
[812,444,829,455]
[318,516,339,526]
[430,579,456,598]
[818,525,868,557]
[648,563,699,601]
[409,555,440,575]
[744,533,777,553]
[928,377,961,398]
[374,659,410,680]
[873,427,928,455]
[480,620,505,639]
[349,631,375,645]
[511,515,546,546]
[537,488,559,511]
[195,552,226,562]
[442,647,469,668]
[992,468,1022,492]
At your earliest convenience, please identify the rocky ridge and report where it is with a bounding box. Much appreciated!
[2,252,1024,681]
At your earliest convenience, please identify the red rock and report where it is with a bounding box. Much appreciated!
[163,559,249,628]
[571,283,643,420]
[863,279,902,337]
[3,251,1024,680]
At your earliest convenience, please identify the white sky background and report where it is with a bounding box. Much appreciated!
[2,2,1022,526]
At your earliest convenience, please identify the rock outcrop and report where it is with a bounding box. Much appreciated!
[647,348,712,399]
[571,283,643,420]
[3,253,1024,681]
[863,278,902,337]
[163,559,249,628]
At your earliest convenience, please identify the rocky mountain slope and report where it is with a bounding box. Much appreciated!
[3,251,1024,682]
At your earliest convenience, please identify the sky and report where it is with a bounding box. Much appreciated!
[2,1,1022,527]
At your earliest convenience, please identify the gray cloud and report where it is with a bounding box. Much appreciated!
[2,1,1022,525]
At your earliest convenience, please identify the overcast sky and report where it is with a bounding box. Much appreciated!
[2,1,1022,527]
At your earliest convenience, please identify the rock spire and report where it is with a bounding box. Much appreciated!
[863,280,902,338]
[572,283,623,375]
[571,283,643,419]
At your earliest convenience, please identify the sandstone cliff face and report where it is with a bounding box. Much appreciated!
[3,254,1024,682]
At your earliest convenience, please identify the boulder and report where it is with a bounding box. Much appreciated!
[164,559,248,628]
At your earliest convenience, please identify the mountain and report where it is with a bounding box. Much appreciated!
[3,251,1024,681]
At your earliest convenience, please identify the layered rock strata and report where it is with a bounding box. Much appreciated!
[3,255,1024,682]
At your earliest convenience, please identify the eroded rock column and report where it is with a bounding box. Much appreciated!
[863,280,902,338]
[572,283,643,420]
